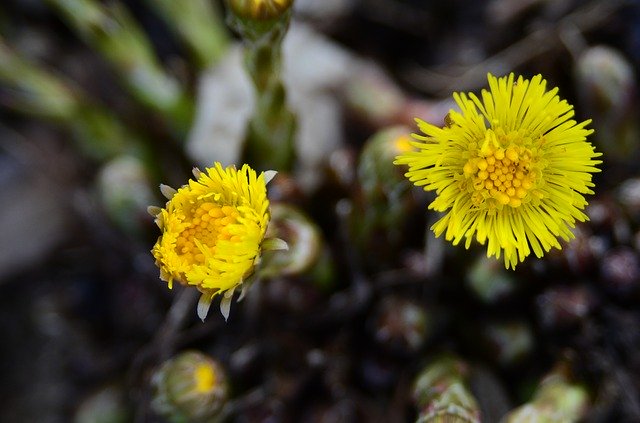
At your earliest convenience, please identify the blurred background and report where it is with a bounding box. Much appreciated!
[1,0,639,422]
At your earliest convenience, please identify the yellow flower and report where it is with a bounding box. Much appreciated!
[227,0,293,21]
[395,73,602,269]
[152,351,228,421]
[151,162,282,319]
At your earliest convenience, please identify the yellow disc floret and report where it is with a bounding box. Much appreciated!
[463,128,540,209]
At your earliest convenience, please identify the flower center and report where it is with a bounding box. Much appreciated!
[463,129,537,208]
[194,363,217,393]
[175,203,241,264]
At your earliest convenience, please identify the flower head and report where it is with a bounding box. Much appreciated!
[395,73,602,269]
[152,351,228,421]
[151,163,279,319]
[227,0,293,21]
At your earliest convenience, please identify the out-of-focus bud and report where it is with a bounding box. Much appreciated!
[351,126,418,269]
[536,286,596,331]
[96,155,155,236]
[599,247,640,299]
[466,256,518,303]
[152,351,228,423]
[370,297,430,355]
[576,45,635,115]
[260,203,334,287]
[75,384,131,423]
[412,356,481,423]
[344,66,406,128]
[618,178,640,223]
[502,367,589,422]
[227,0,294,22]
[480,321,533,368]
[358,126,414,199]
[575,45,639,160]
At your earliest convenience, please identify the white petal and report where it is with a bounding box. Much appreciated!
[219,295,232,321]
[263,170,278,185]
[197,293,212,322]
[160,184,177,200]
[147,205,162,217]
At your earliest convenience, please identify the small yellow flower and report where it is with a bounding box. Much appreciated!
[227,0,293,21]
[152,351,228,421]
[395,73,602,269]
[151,162,281,319]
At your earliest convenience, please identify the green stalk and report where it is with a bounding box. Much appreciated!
[226,0,297,172]
[46,0,193,135]
[144,0,229,69]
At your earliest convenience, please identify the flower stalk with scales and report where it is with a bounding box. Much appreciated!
[225,0,297,172]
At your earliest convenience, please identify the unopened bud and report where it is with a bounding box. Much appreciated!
[413,356,481,423]
[575,45,639,159]
[481,321,533,368]
[152,351,228,422]
[466,256,518,303]
[260,203,329,280]
[502,367,588,422]
[576,45,635,114]
[227,0,293,21]
[97,155,155,236]
[351,126,418,269]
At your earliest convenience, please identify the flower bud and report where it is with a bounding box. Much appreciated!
[97,155,155,236]
[480,321,533,368]
[576,45,635,116]
[617,178,640,222]
[413,356,481,423]
[502,367,588,422]
[358,126,415,199]
[351,126,418,269]
[575,45,639,159]
[466,256,518,303]
[345,67,406,128]
[227,0,293,22]
[260,203,332,285]
[152,351,228,422]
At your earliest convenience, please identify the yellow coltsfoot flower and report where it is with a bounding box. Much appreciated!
[395,73,602,269]
[227,0,293,21]
[150,163,286,320]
